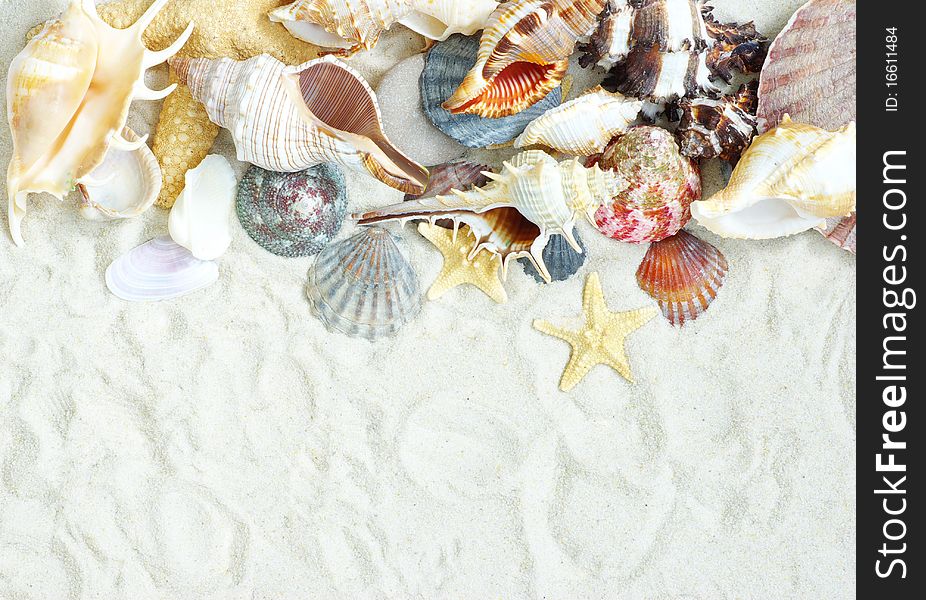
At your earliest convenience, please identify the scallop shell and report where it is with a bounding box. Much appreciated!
[6,0,193,246]
[307,227,421,340]
[77,127,162,221]
[816,214,856,254]
[356,150,625,282]
[636,230,727,326]
[105,236,219,302]
[237,164,348,258]
[675,82,758,162]
[519,227,586,283]
[756,0,855,134]
[515,87,642,155]
[269,0,411,53]
[442,0,607,118]
[171,54,428,195]
[421,34,562,148]
[690,117,856,240]
[168,155,238,261]
[592,126,701,243]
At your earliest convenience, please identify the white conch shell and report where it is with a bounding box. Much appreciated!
[515,86,643,155]
[77,127,162,221]
[6,0,193,246]
[171,54,428,195]
[168,155,238,261]
[400,0,499,41]
[690,116,856,240]
[355,150,625,282]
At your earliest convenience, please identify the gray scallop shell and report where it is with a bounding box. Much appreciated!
[519,230,587,284]
[420,34,562,148]
[307,227,421,340]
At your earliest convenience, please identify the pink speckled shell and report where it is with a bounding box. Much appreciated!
[590,126,701,244]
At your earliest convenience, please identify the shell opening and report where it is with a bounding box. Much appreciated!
[444,60,567,118]
[694,197,825,239]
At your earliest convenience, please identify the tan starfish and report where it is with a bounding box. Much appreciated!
[418,222,509,304]
[30,0,319,208]
[534,272,657,392]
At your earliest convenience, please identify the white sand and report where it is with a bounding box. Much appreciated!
[0,1,855,598]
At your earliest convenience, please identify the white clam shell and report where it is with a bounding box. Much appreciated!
[77,127,161,221]
[168,155,238,261]
[105,236,219,302]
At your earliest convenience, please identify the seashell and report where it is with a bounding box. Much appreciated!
[756,0,855,134]
[635,229,727,326]
[816,214,856,254]
[171,53,428,195]
[515,86,642,155]
[237,164,348,258]
[105,236,219,302]
[591,126,701,243]
[405,160,491,201]
[675,82,758,162]
[701,5,767,82]
[519,227,586,283]
[355,150,625,283]
[269,0,411,53]
[421,34,562,148]
[77,127,162,221]
[603,44,718,103]
[400,0,501,41]
[6,0,193,246]
[307,227,421,340]
[442,0,608,118]
[690,117,856,240]
[168,155,238,261]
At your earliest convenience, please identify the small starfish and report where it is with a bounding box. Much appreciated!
[534,272,657,392]
[418,222,509,304]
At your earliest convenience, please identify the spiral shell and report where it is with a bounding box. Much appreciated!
[675,82,758,162]
[171,54,428,195]
[269,0,412,53]
[401,0,500,41]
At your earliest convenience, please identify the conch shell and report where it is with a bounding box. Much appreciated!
[401,0,501,41]
[171,53,428,195]
[443,0,608,118]
[690,117,856,240]
[515,86,642,155]
[355,150,625,282]
[6,0,193,245]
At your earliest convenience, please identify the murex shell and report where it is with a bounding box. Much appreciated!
[421,33,562,148]
[443,0,608,118]
[690,117,856,240]
[6,0,193,245]
[355,150,625,283]
[675,82,758,161]
[105,236,219,302]
[270,0,499,53]
[237,164,348,258]
[170,53,428,195]
[516,86,643,155]
[168,155,238,261]
[592,126,701,244]
[307,227,421,340]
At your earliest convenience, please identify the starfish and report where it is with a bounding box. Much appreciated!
[417,222,509,304]
[28,0,319,208]
[534,272,657,392]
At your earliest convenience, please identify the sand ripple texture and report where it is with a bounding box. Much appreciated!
[1,0,852,598]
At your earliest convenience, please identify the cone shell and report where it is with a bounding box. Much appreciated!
[78,127,162,221]
[105,236,219,302]
[269,0,412,53]
[442,0,607,118]
[592,126,701,243]
[171,54,428,195]
[636,229,728,326]
[516,87,643,155]
[307,227,422,340]
[690,117,856,240]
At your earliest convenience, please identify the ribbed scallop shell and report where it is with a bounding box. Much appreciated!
[519,227,586,283]
[442,0,607,118]
[421,34,562,147]
[675,82,758,161]
[307,227,421,340]
[516,87,642,155]
[269,0,412,53]
[6,0,193,246]
[171,54,428,195]
[636,230,728,326]
[355,150,625,282]
[690,117,856,240]
[105,236,219,302]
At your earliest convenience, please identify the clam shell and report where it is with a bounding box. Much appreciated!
[105,236,219,302]
[307,227,421,340]
[237,164,348,258]
[690,117,856,240]
[636,230,728,326]
[77,127,162,221]
[420,34,562,148]
[168,155,238,261]
[592,126,701,243]
[519,227,586,283]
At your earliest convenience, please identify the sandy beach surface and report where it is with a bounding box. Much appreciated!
[0,0,855,598]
